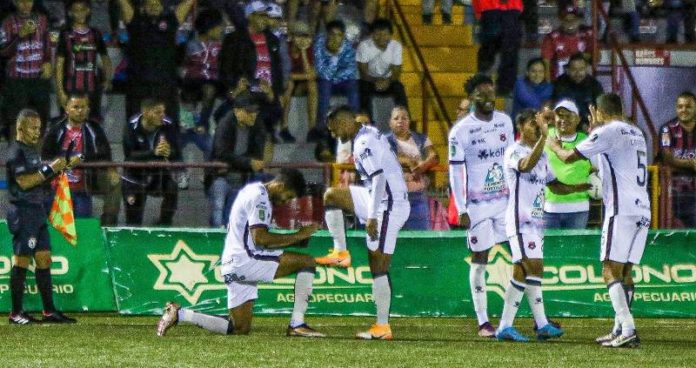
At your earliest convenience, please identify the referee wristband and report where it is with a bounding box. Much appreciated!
[39,165,55,179]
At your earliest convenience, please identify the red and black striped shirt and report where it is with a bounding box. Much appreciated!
[56,27,107,93]
[0,13,51,79]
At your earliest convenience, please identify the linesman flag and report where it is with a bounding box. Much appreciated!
[49,173,77,246]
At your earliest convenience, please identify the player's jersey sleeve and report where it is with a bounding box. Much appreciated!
[504,144,523,173]
[6,145,28,177]
[575,125,613,159]
[355,134,385,178]
[448,125,466,164]
[248,190,272,229]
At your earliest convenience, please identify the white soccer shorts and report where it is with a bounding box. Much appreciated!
[601,215,650,264]
[467,211,507,252]
[224,255,281,309]
[508,233,544,263]
[349,185,410,255]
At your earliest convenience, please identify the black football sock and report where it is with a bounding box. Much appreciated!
[10,266,28,314]
[35,268,56,313]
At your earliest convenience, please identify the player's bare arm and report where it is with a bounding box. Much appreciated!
[251,224,320,249]
[518,113,549,172]
[547,180,592,195]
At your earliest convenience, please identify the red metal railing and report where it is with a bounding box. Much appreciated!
[385,0,453,134]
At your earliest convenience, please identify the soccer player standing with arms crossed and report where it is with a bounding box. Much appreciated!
[448,74,514,337]
[548,93,650,348]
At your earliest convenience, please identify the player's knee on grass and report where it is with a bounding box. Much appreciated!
[230,303,253,335]
[34,251,52,269]
[13,255,30,268]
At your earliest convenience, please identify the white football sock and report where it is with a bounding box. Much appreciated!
[498,279,526,331]
[178,308,232,335]
[325,208,347,251]
[469,263,488,325]
[373,273,391,325]
[525,276,548,328]
[608,282,635,337]
[290,269,314,327]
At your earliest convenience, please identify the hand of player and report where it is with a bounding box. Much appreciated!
[366,218,378,241]
[458,213,471,229]
[575,183,593,192]
[155,140,171,158]
[250,159,265,172]
[40,63,52,79]
[536,112,549,138]
[19,20,37,38]
[588,105,599,130]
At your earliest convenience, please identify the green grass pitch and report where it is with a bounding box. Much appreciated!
[3,315,695,367]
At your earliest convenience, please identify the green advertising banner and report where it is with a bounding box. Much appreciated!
[103,228,696,317]
[0,219,117,312]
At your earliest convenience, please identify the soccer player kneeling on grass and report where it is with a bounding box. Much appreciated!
[547,93,651,348]
[156,169,324,337]
[496,109,590,342]
[319,105,410,340]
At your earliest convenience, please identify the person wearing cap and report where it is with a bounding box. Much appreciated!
[219,0,285,142]
[206,92,270,227]
[117,0,196,127]
[552,52,603,127]
[282,21,318,141]
[540,4,594,81]
[543,99,594,229]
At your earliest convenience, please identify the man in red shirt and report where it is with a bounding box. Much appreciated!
[473,0,524,96]
[659,91,696,228]
[0,0,52,140]
[541,4,594,81]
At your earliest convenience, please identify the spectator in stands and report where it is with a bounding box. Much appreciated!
[0,0,52,140]
[552,52,603,127]
[541,4,594,81]
[42,94,121,225]
[311,19,359,141]
[181,8,224,141]
[282,21,318,141]
[386,106,439,230]
[543,99,593,229]
[473,0,523,96]
[357,18,408,121]
[665,0,696,44]
[658,91,696,227]
[266,2,296,143]
[511,57,553,121]
[55,0,113,121]
[122,98,182,226]
[219,1,286,142]
[117,0,195,126]
[206,92,268,228]
[422,0,452,25]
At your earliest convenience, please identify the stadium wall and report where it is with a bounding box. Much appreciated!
[1,221,695,317]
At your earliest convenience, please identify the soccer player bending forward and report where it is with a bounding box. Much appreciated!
[496,109,590,342]
[547,93,651,348]
[157,169,325,337]
[318,105,410,340]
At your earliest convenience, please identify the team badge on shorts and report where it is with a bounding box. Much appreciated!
[528,241,536,250]
[471,236,478,244]
[27,237,37,249]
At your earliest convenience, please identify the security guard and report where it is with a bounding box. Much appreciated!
[5,109,79,324]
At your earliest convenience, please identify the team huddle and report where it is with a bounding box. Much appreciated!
[156,75,650,349]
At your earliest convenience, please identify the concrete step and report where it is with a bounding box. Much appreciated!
[403,47,479,73]
[401,71,473,97]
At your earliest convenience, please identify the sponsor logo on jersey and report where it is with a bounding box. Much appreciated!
[500,133,507,142]
[483,163,505,192]
[477,147,505,161]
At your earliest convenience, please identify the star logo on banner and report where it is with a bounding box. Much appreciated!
[464,245,513,299]
[148,240,225,304]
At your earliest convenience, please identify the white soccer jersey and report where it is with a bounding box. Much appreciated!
[574,120,651,218]
[220,182,281,276]
[504,142,556,237]
[353,125,408,218]
[448,111,514,222]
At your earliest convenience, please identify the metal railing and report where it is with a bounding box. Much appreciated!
[385,0,453,135]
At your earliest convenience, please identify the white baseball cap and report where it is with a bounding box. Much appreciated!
[267,3,283,18]
[245,1,269,17]
[554,99,579,115]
